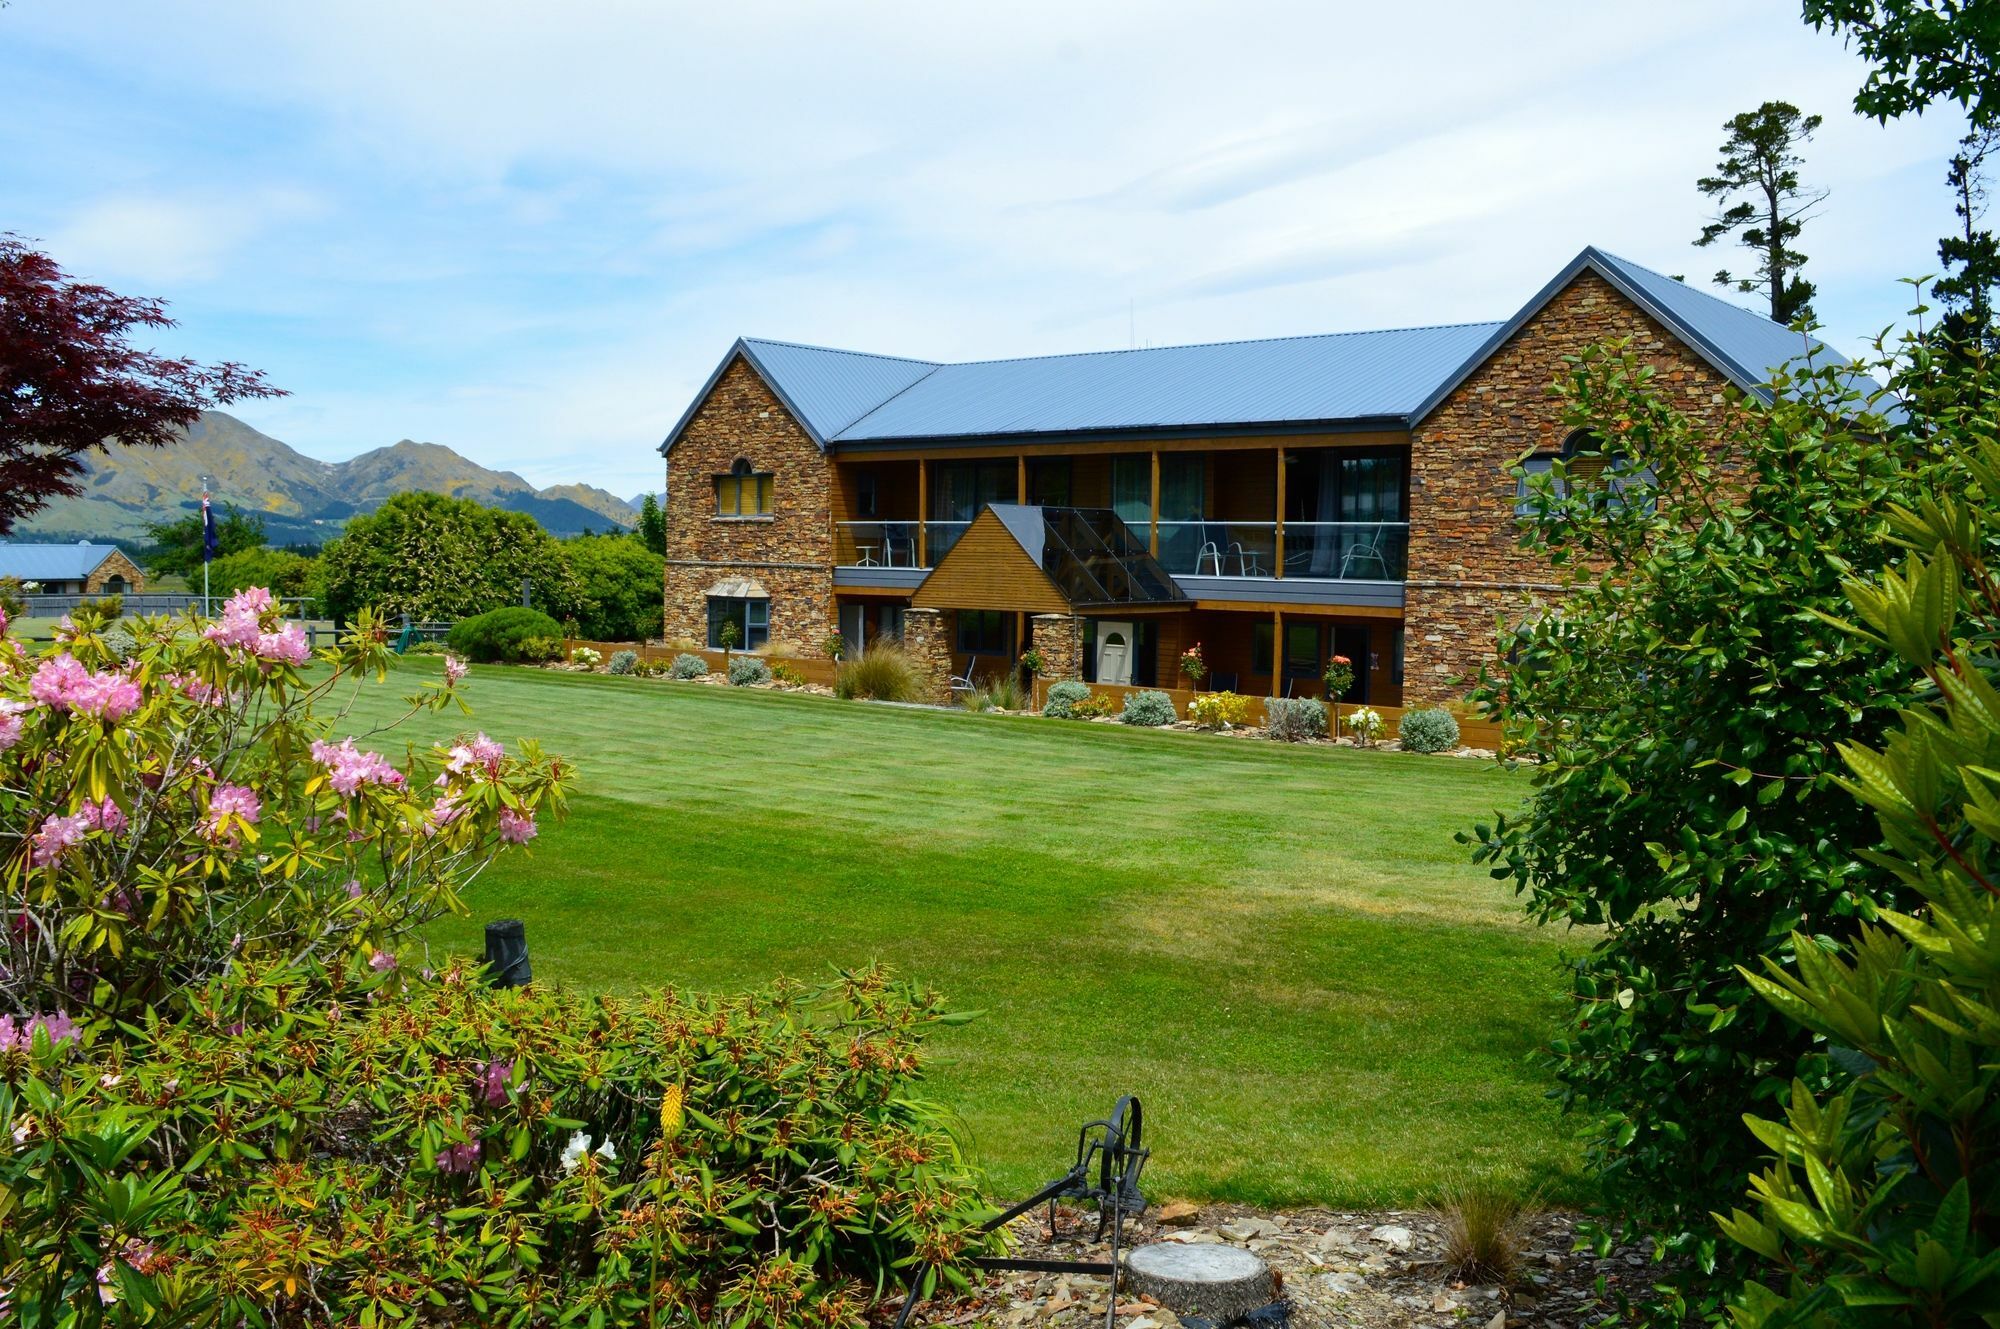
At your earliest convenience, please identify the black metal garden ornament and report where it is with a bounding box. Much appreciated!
[894,1095,1149,1329]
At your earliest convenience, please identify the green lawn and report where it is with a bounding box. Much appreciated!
[329,660,1575,1207]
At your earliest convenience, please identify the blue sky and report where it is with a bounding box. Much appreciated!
[1,1,1974,497]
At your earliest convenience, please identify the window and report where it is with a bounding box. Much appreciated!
[957,609,1008,654]
[1028,458,1072,507]
[1517,430,1654,516]
[714,458,773,517]
[706,596,768,649]
[1253,621,1273,675]
[855,471,879,518]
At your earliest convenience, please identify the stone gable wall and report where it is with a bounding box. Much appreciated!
[1402,271,1741,704]
[662,357,835,650]
[84,549,146,595]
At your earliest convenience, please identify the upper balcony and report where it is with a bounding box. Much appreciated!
[830,446,1409,608]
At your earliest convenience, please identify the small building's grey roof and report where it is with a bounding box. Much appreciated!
[660,245,1874,455]
[0,542,124,582]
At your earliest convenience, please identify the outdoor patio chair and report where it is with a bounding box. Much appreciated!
[1339,527,1390,579]
[949,656,982,696]
[883,523,917,568]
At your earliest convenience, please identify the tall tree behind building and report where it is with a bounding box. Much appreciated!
[1938,125,2000,345]
[1694,101,1828,323]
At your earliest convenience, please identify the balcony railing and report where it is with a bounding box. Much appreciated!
[1155,521,1408,580]
[833,520,972,569]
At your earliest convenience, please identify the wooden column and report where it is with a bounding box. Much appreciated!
[1273,448,1286,580]
[1273,608,1285,696]
[1017,454,1028,504]
[917,458,929,567]
[1149,450,1161,555]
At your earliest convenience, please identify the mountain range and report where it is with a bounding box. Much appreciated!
[16,412,640,546]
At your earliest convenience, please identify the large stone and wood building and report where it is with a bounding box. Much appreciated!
[657,247,1850,706]
[0,542,145,597]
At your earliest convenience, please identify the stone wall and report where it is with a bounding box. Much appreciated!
[1402,270,1740,704]
[662,356,835,649]
[902,607,955,704]
[84,549,145,595]
[1030,613,1083,682]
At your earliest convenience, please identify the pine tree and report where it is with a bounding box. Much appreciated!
[1694,101,1828,323]
[637,493,666,556]
[1936,124,2000,347]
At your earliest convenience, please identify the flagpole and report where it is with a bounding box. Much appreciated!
[201,477,212,617]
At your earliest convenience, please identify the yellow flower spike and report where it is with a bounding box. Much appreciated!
[660,1083,684,1140]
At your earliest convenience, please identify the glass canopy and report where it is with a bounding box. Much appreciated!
[987,505,1190,609]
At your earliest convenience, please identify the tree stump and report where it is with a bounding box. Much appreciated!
[1123,1243,1273,1321]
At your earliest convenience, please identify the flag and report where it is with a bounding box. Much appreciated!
[201,489,218,564]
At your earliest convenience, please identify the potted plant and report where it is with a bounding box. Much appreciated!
[1322,653,1354,731]
[719,619,740,667]
[1179,642,1207,692]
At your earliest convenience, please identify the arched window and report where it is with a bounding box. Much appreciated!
[1515,429,1655,516]
[714,458,774,517]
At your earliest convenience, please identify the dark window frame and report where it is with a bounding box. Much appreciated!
[714,457,774,517]
[706,595,769,649]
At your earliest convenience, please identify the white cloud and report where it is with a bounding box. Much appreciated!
[49,189,323,286]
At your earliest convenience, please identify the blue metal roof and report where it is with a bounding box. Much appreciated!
[828,322,1501,443]
[660,245,1872,455]
[0,543,124,582]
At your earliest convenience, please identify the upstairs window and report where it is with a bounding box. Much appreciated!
[1516,430,1654,516]
[715,458,773,517]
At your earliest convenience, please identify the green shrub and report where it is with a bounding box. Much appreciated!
[407,639,448,656]
[1459,338,1932,1292]
[446,606,567,663]
[1042,679,1091,718]
[1119,690,1176,726]
[770,661,806,687]
[520,634,564,663]
[0,963,993,1322]
[1397,706,1460,753]
[1263,695,1327,741]
[78,592,122,619]
[1187,690,1255,728]
[668,652,710,680]
[1717,435,2000,1327]
[728,655,772,686]
[568,645,603,669]
[98,622,139,661]
[1069,692,1118,720]
[835,639,921,702]
[0,576,27,621]
[607,648,640,675]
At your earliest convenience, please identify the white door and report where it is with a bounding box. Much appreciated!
[1096,621,1135,686]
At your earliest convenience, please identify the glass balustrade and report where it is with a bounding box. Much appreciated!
[1153,521,1407,580]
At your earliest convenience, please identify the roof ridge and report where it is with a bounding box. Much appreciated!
[1586,246,1789,328]
[739,335,941,367]
[920,319,1508,370]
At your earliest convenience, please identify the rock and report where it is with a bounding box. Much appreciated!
[1123,1242,1274,1323]
[1156,1200,1202,1228]
[1319,1271,1367,1297]
[1486,1312,1507,1329]
[1218,1217,1279,1242]
[1433,1293,1457,1312]
[1369,1223,1415,1252]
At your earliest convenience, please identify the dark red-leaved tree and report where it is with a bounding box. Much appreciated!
[0,234,282,535]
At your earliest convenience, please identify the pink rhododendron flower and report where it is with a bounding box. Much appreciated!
[0,605,8,636]
[498,808,537,844]
[203,588,309,668]
[0,1011,76,1051]
[204,785,261,842]
[437,1140,482,1174]
[425,795,464,834]
[0,700,27,753]
[444,654,468,685]
[310,738,405,795]
[477,1058,514,1106]
[30,812,89,866]
[368,949,398,972]
[28,655,141,720]
[255,623,311,666]
[82,798,126,835]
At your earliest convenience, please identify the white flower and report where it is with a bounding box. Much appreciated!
[559,1130,591,1173]
[98,1073,121,1089]
[594,1137,617,1163]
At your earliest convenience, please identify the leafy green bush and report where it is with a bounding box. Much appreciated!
[1263,695,1327,741]
[446,606,567,663]
[99,622,138,661]
[568,645,603,668]
[835,639,920,702]
[1187,690,1255,728]
[1119,690,1176,726]
[521,635,564,663]
[0,576,25,622]
[1042,680,1091,718]
[668,652,710,680]
[316,491,585,624]
[607,648,640,675]
[1397,706,1460,753]
[770,661,806,687]
[1460,338,1930,1288]
[1717,434,2000,1326]
[78,592,122,619]
[1069,692,1118,720]
[728,655,772,686]
[0,962,993,1322]
[560,533,666,642]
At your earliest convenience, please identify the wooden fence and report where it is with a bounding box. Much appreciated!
[562,640,840,688]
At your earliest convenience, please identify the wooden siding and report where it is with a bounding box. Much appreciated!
[909,509,1071,613]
